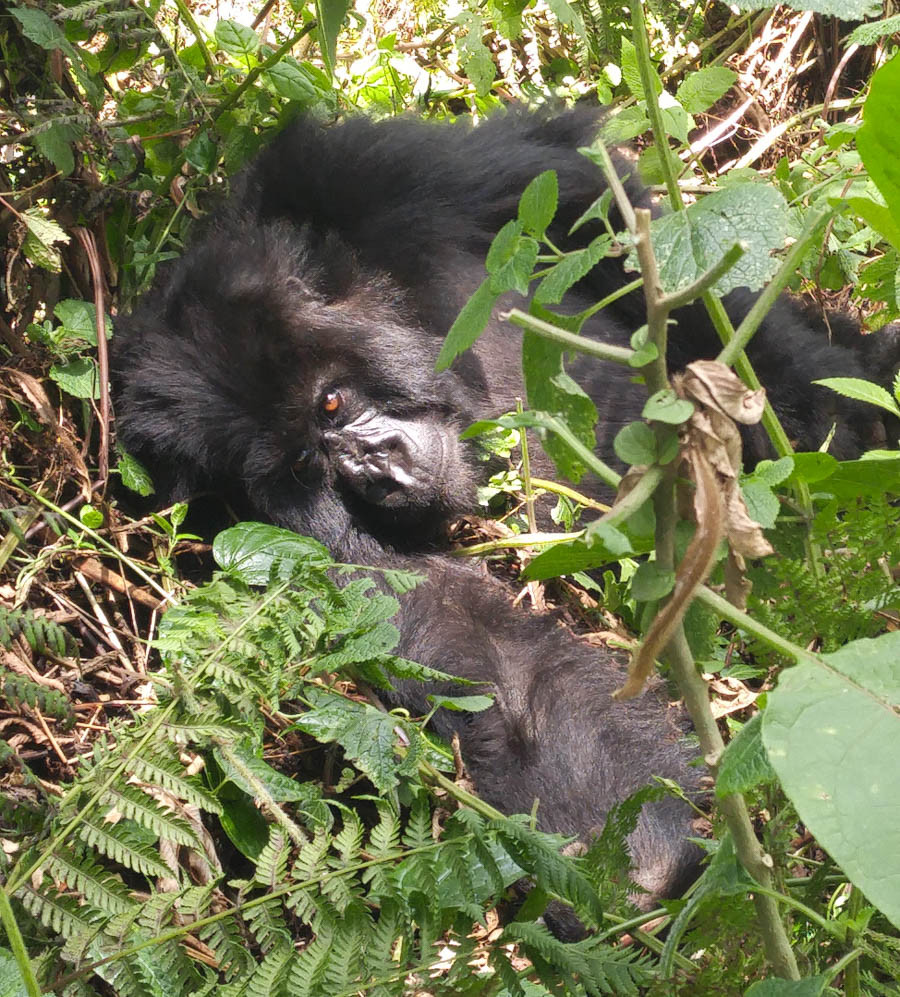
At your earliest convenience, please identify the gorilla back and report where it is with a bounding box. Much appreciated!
[113,111,891,919]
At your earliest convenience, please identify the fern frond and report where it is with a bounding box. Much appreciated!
[17,882,101,937]
[77,815,176,878]
[46,847,137,915]
[0,605,78,658]
[2,671,75,728]
[255,827,290,887]
[125,749,223,814]
[242,940,294,997]
[100,781,200,847]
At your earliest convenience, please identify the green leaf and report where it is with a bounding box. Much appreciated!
[79,505,104,529]
[813,376,900,417]
[849,13,900,44]
[728,0,880,17]
[763,631,900,930]
[649,184,792,296]
[184,130,218,174]
[844,195,900,252]
[428,693,494,712]
[214,19,259,60]
[745,976,829,997]
[613,421,657,465]
[715,713,777,797]
[54,298,109,346]
[10,6,67,49]
[534,237,611,305]
[315,0,351,74]
[619,36,661,99]
[49,357,99,399]
[21,209,69,273]
[0,947,30,997]
[785,451,838,485]
[631,562,675,601]
[602,105,650,144]
[117,450,155,497]
[524,538,647,581]
[740,480,780,530]
[213,522,332,583]
[523,330,597,483]
[456,12,494,96]
[435,279,498,372]
[675,66,738,114]
[518,170,558,239]
[33,120,80,176]
[642,390,694,425]
[216,742,320,802]
[265,57,317,101]
[295,691,408,792]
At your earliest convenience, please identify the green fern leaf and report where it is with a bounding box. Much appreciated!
[77,815,174,878]
[17,882,99,936]
[47,847,137,914]
[255,827,290,887]
[101,781,200,847]
[243,939,294,997]
[125,749,224,814]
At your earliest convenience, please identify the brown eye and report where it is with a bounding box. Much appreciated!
[321,389,343,415]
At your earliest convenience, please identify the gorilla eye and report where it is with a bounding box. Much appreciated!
[321,389,343,416]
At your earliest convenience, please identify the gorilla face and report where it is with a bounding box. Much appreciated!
[114,220,489,557]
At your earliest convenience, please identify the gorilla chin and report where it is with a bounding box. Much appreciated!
[112,110,898,933]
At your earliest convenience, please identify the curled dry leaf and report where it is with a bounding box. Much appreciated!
[615,360,772,699]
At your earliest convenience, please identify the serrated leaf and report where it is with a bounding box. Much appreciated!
[675,66,737,114]
[117,450,155,496]
[602,105,651,144]
[716,712,777,797]
[22,209,69,273]
[534,237,611,305]
[518,170,558,239]
[436,279,498,372]
[54,298,109,346]
[729,0,880,19]
[763,631,900,930]
[849,14,900,44]
[745,976,829,997]
[295,692,406,792]
[813,376,900,417]
[648,185,792,296]
[49,358,99,399]
[740,480,780,530]
[33,120,79,176]
[213,522,332,583]
[184,129,218,174]
[427,693,494,712]
[214,19,258,60]
[619,36,661,99]
[10,6,67,49]
[216,742,319,802]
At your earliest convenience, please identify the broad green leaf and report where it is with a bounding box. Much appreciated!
[613,421,657,465]
[862,37,900,212]
[849,14,900,44]
[518,170,558,239]
[428,694,494,712]
[117,450,155,497]
[435,279,498,371]
[602,105,650,144]
[523,330,597,482]
[0,948,28,997]
[642,389,694,425]
[456,12,494,96]
[534,236,611,305]
[33,120,80,176]
[54,299,111,346]
[675,66,738,114]
[213,522,331,583]
[745,976,829,997]
[295,692,408,792]
[729,0,880,17]
[265,57,317,101]
[785,451,838,485]
[813,376,900,417]
[315,0,351,74]
[741,480,781,530]
[22,209,69,273]
[747,456,794,487]
[49,357,99,399]
[216,742,320,802]
[631,561,675,601]
[649,184,792,296]
[584,520,633,555]
[619,36,661,99]
[844,195,900,252]
[715,713,777,797]
[214,19,259,60]
[763,631,900,930]
[10,6,67,49]
[184,129,218,174]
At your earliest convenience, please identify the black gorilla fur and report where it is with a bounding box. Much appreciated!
[113,111,897,917]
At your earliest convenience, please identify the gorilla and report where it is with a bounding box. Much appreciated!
[111,110,896,919]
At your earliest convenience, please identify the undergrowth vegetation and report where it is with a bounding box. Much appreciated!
[1,0,900,994]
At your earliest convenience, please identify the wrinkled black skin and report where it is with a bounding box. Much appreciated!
[112,111,896,923]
